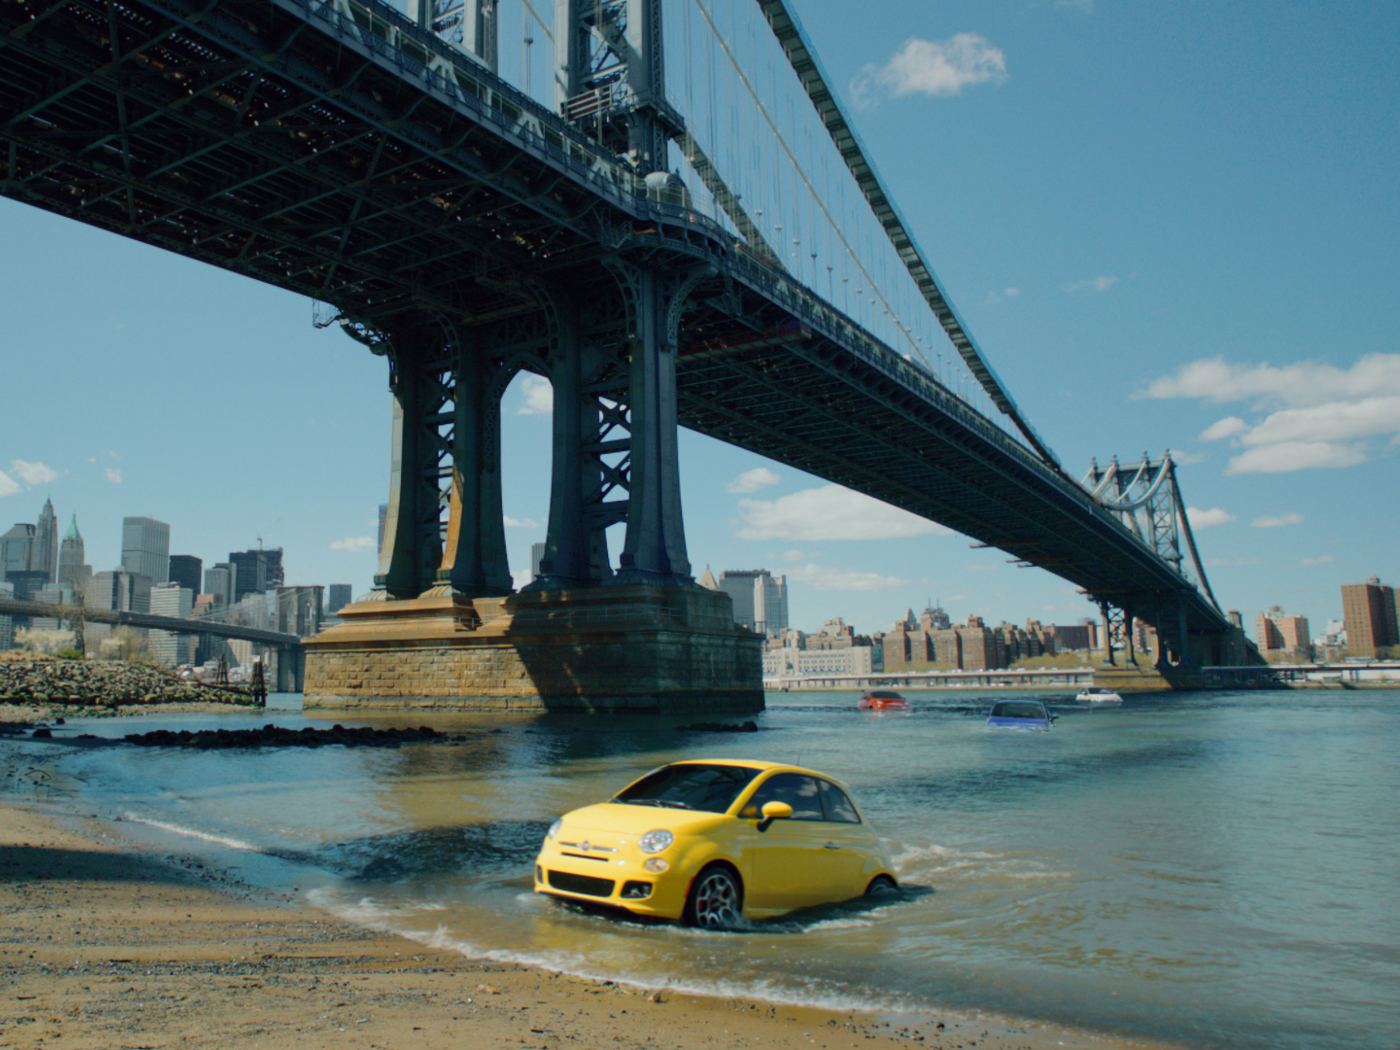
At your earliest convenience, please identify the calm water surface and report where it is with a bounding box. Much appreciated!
[9,687,1399,1049]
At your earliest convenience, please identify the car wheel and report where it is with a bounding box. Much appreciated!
[865,874,898,898]
[684,865,743,929]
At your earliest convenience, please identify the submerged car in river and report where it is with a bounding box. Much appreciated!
[985,699,1057,731]
[534,759,898,927]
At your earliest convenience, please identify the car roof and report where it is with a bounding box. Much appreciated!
[664,758,842,780]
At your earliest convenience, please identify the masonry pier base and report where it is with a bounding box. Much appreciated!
[302,585,764,713]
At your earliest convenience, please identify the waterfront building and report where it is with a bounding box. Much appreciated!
[169,554,202,596]
[1255,606,1312,661]
[229,548,283,602]
[1341,578,1399,657]
[1,523,35,583]
[149,582,194,666]
[121,516,170,587]
[35,499,58,584]
[57,515,91,593]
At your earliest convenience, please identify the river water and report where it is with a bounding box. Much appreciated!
[7,687,1398,1049]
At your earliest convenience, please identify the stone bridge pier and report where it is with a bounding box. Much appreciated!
[303,263,763,713]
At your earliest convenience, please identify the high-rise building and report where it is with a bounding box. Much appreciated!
[717,569,788,634]
[149,582,193,666]
[1255,606,1311,660]
[169,554,202,596]
[326,584,353,615]
[275,586,323,638]
[205,562,235,607]
[1,523,35,583]
[229,548,284,602]
[57,514,91,593]
[35,498,58,584]
[1341,578,1399,658]
[88,569,138,613]
[121,516,170,587]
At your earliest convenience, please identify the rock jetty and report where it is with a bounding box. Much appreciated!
[0,654,259,710]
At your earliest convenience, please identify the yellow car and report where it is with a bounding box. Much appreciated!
[533,759,898,927]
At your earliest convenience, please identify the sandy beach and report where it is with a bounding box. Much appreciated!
[1,717,1182,1050]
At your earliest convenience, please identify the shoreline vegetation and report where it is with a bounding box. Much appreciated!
[0,697,1188,1050]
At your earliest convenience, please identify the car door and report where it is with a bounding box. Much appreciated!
[813,778,875,900]
[738,773,841,911]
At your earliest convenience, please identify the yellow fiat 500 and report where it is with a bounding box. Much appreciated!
[534,759,898,927]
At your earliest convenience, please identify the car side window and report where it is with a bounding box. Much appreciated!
[740,773,825,821]
[819,780,861,824]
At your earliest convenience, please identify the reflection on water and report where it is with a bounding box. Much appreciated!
[9,687,1400,1050]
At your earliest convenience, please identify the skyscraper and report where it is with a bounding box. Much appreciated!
[149,582,193,666]
[57,514,91,593]
[121,516,171,586]
[169,554,202,596]
[717,569,788,635]
[35,498,58,584]
[229,547,284,602]
[205,562,235,607]
[0,523,35,583]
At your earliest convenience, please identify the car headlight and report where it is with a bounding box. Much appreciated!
[545,818,562,840]
[638,828,674,854]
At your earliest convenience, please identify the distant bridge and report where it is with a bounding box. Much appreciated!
[0,597,302,649]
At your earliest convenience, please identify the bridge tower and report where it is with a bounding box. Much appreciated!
[303,0,760,713]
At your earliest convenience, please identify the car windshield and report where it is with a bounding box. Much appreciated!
[991,701,1046,719]
[613,763,762,814]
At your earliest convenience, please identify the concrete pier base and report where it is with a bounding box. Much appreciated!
[302,585,764,713]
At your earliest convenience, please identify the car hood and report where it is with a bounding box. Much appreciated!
[558,802,726,837]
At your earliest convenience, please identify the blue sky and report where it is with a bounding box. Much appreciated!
[3,0,1397,641]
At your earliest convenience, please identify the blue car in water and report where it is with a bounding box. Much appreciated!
[984,699,1057,731]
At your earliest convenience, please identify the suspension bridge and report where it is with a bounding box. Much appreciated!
[0,0,1256,709]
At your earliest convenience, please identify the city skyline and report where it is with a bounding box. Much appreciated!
[2,0,1396,642]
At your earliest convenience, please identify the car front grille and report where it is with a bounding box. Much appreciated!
[547,870,616,898]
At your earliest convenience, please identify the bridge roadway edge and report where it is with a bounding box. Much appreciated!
[301,585,766,713]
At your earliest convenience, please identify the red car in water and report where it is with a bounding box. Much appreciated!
[858,689,910,711]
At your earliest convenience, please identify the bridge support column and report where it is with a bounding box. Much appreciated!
[376,328,449,599]
[606,260,697,586]
[436,334,513,597]
[528,289,618,590]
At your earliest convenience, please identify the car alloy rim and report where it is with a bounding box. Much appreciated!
[693,870,740,927]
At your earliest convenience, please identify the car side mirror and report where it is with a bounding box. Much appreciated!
[757,800,793,831]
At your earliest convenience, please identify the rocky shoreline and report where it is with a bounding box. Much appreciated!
[0,653,258,713]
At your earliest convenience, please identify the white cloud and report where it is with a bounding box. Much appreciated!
[856,34,1007,103]
[1252,512,1302,528]
[1142,353,1400,408]
[735,485,948,541]
[331,536,375,552]
[781,549,813,563]
[1300,555,1334,566]
[1225,441,1367,475]
[9,460,58,486]
[517,374,553,415]
[726,467,780,494]
[1063,275,1119,293]
[986,287,1020,305]
[1200,417,1248,442]
[504,515,540,529]
[1143,353,1400,474]
[0,471,19,498]
[105,468,122,484]
[1186,506,1236,528]
[787,563,908,592]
